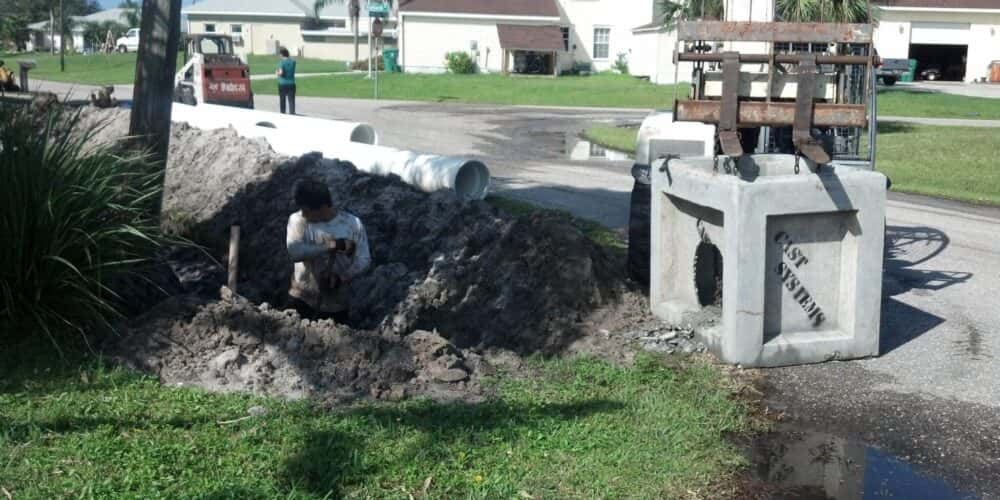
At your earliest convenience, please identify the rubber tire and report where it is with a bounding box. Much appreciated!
[627,178,651,289]
[926,73,937,81]
[882,76,897,86]
[177,86,196,105]
[118,45,127,53]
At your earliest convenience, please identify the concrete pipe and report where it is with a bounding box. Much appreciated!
[170,103,378,145]
[256,127,490,200]
[171,104,490,200]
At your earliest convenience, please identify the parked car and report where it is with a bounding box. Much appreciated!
[116,28,140,53]
[877,58,910,85]
[920,65,941,81]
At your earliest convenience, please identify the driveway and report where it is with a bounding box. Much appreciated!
[891,81,1000,98]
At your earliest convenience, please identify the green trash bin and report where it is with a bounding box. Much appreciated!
[382,48,400,73]
[901,59,917,82]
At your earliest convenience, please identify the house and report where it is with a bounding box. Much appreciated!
[397,0,658,75]
[26,8,132,53]
[183,0,397,61]
[873,0,1000,82]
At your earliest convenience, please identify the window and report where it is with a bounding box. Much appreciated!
[230,24,242,33]
[593,27,610,59]
[561,27,570,51]
[205,23,216,33]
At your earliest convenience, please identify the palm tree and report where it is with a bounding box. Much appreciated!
[314,0,361,65]
[118,0,141,28]
[658,0,868,26]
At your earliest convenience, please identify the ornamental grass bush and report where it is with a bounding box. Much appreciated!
[0,102,164,351]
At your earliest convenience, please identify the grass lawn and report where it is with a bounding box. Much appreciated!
[245,54,348,75]
[0,341,758,499]
[0,52,346,86]
[877,87,1000,120]
[584,123,1000,206]
[254,72,687,109]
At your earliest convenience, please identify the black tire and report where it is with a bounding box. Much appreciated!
[627,176,651,289]
[176,86,196,105]
[882,76,897,86]
[118,45,127,53]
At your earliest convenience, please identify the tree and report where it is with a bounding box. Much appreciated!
[118,0,141,28]
[657,0,868,27]
[0,0,98,51]
[81,19,128,50]
[128,0,182,197]
[313,0,361,64]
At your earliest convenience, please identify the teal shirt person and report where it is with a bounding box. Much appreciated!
[277,57,296,86]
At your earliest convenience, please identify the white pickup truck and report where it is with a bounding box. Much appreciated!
[116,28,140,53]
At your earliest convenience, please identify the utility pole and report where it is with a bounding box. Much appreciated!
[128,0,182,210]
[59,0,65,72]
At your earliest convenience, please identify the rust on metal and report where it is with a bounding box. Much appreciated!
[792,55,832,164]
[674,100,867,128]
[719,52,744,157]
[677,21,873,44]
[676,52,871,65]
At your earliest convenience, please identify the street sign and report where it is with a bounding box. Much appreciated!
[367,0,389,18]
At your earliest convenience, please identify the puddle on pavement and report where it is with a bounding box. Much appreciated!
[753,425,978,499]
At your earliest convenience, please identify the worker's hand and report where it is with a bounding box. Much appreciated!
[329,238,356,256]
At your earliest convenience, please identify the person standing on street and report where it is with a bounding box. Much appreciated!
[276,47,297,114]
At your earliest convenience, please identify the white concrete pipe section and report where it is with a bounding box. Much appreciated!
[170,103,378,145]
[170,103,490,200]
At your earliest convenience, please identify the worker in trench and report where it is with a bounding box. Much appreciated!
[286,178,371,323]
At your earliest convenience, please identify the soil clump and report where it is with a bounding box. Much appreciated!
[82,107,654,403]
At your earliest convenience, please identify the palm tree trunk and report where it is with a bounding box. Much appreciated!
[353,16,359,64]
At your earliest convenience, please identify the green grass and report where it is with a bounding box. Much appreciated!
[584,125,639,156]
[0,52,347,85]
[0,343,759,499]
[245,54,348,75]
[0,52,154,85]
[254,72,687,109]
[584,123,1000,205]
[487,195,627,255]
[875,123,1000,205]
[877,87,1000,120]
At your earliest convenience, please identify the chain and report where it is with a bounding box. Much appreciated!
[794,152,801,174]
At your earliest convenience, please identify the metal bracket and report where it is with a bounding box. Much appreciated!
[719,52,743,158]
[793,55,831,165]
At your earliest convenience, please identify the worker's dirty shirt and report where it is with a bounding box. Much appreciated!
[286,210,371,312]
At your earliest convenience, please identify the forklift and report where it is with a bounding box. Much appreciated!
[174,34,254,108]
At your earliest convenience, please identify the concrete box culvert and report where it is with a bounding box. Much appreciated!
[650,154,887,367]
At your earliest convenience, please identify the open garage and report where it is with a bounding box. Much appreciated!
[908,22,970,81]
[874,0,1000,83]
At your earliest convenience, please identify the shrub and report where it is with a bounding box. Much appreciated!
[444,51,477,74]
[350,57,384,71]
[0,103,164,351]
[614,51,629,75]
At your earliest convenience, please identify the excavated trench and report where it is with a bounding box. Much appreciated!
[79,108,654,404]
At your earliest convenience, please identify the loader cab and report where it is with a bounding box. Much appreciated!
[174,34,254,109]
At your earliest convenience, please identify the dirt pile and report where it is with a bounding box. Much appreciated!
[83,107,645,401]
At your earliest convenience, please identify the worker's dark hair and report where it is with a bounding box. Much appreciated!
[279,47,290,58]
[294,178,332,210]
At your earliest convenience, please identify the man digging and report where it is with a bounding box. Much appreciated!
[286,178,371,323]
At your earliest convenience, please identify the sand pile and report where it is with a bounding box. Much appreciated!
[82,107,645,402]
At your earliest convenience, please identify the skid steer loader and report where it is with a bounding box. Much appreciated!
[173,34,254,108]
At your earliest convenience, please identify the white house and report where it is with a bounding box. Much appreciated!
[873,0,1000,82]
[397,0,661,74]
[26,8,132,53]
[183,0,397,61]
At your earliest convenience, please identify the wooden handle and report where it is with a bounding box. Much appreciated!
[227,225,240,293]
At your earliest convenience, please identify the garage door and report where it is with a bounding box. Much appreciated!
[910,22,970,45]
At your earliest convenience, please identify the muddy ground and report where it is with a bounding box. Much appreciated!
[78,108,687,404]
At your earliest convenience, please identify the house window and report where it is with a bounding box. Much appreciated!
[593,27,610,59]
[230,24,242,33]
[561,27,570,51]
[205,23,216,33]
